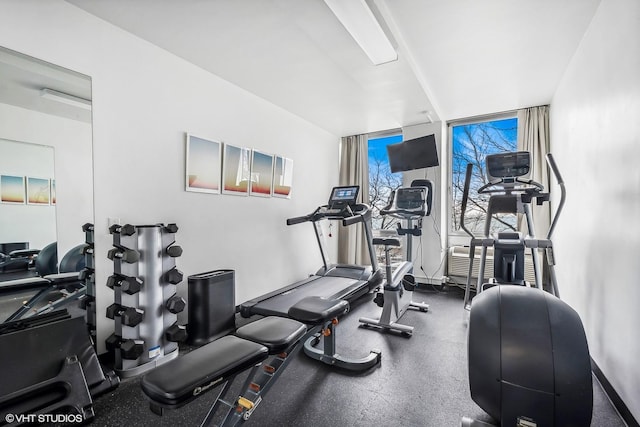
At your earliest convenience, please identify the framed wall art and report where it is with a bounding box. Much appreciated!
[0,175,25,204]
[27,177,51,205]
[249,150,274,197]
[272,156,293,198]
[185,134,221,194]
[222,144,251,196]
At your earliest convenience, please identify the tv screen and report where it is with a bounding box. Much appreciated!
[386,134,439,173]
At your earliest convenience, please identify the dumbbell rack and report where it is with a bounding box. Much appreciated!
[106,223,186,378]
[79,223,97,345]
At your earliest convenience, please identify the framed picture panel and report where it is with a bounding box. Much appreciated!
[222,144,251,196]
[272,156,293,198]
[51,179,56,205]
[185,134,222,194]
[249,150,274,197]
[27,177,51,205]
[0,175,25,204]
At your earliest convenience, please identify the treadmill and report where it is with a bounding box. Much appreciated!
[240,185,383,318]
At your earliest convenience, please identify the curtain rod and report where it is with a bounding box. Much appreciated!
[447,104,549,126]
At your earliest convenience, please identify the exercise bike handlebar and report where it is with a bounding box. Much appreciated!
[546,153,566,239]
[476,177,544,195]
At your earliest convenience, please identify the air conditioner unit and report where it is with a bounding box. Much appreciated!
[447,246,536,287]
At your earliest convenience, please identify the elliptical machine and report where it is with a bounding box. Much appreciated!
[358,180,431,336]
[459,152,592,426]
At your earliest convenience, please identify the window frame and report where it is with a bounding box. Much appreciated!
[447,111,518,244]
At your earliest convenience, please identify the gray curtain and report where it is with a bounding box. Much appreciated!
[338,134,370,266]
[517,105,551,237]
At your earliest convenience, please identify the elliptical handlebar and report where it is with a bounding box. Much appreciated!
[459,163,475,238]
[545,153,566,239]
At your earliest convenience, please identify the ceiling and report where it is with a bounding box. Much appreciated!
[0,46,92,123]
[67,0,601,136]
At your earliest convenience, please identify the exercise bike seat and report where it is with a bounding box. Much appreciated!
[235,316,307,354]
[288,296,349,324]
[373,237,401,247]
[141,335,268,409]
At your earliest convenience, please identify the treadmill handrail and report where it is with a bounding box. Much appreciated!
[286,203,370,225]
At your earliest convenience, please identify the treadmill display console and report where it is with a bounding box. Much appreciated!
[328,186,359,209]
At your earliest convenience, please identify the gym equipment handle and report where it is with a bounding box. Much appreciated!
[546,153,564,185]
[459,163,474,238]
[342,215,362,227]
[286,215,310,226]
[545,153,566,240]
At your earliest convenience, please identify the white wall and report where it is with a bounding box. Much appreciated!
[550,0,640,419]
[0,0,339,352]
[0,103,93,257]
[401,122,446,284]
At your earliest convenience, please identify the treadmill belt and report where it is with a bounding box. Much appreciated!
[249,276,366,318]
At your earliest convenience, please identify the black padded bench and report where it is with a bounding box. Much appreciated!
[3,272,84,322]
[142,316,306,425]
[141,296,380,426]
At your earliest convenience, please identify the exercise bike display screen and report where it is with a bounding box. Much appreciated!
[328,186,359,208]
[395,188,426,211]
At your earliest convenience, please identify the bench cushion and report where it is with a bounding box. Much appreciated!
[235,317,307,354]
[141,335,268,408]
[288,296,349,324]
[0,277,49,294]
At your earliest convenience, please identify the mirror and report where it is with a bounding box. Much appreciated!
[0,46,93,321]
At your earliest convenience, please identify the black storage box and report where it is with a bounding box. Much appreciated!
[187,270,235,346]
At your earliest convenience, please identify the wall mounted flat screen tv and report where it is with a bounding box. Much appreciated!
[387,134,439,173]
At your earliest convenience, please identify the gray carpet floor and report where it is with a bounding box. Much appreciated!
[87,286,624,427]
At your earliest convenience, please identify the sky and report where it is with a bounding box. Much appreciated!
[368,134,402,167]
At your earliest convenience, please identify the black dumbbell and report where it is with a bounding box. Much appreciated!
[166,268,183,285]
[166,245,183,258]
[108,223,136,236]
[166,294,186,314]
[78,294,95,310]
[165,323,187,342]
[82,223,94,232]
[107,247,140,263]
[105,334,144,359]
[105,333,120,352]
[82,244,94,255]
[78,268,94,281]
[106,274,143,294]
[106,303,144,327]
[120,339,144,360]
[164,223,179,233]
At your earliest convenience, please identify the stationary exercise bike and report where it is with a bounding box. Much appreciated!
[459,152,592,426]
[359,180,431,336]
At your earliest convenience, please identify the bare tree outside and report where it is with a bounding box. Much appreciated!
[368,134,404,264]
[369,156,402,230]
[451,118,518,236]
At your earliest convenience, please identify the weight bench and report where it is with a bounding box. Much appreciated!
[4,272,84,322]
[141,296,381,426]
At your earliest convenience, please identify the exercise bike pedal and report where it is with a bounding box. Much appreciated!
[373,292,384,308]
[402,274,416,292]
